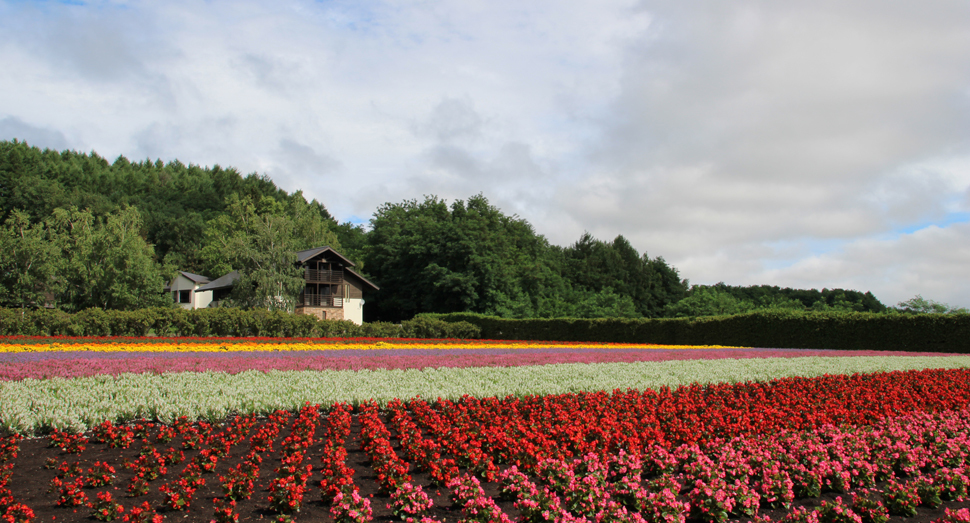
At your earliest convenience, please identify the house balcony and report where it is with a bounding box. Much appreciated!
[305,268,344,284]
[301,294,344,308]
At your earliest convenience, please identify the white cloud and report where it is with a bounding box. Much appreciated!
[1,0,969,307]
[756,223,970,308]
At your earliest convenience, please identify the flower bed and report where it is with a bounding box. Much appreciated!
[0,335,738,352]
[2,336,970,522]
[3,369,970,522]
[1,347,959,381]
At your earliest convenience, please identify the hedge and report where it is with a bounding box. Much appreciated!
[0,307,481,340]
[423,311,970,352]
[4,307,967,352]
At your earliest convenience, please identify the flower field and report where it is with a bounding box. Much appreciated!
[1,336,970,523]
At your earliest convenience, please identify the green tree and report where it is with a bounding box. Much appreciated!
[224,213,306,311]
[0,210,63,309]
[365,194,560,322]
[664,286,755,317]
[50,206,169,311]
[198,194,338,310]
[895,295,969,315]
[333,220,368,271]
[573,287,639,318]
[562,233,688,317]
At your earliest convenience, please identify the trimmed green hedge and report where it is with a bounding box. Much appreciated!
[423,311,970,352]
[4,307,966,351]
[0,307,481,340]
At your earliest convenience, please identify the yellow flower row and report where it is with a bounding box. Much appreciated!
[0,340,741,353]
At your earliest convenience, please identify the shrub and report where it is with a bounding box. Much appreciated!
[404,316,481,339]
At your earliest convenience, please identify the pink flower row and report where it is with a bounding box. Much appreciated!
[485,407,970,523]
[0,348,948,381]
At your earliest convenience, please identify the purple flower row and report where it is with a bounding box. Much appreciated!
[0,348,954,381]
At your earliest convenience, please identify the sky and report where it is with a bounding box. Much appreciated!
[1,0,969,308]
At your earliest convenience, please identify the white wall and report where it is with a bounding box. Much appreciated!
[344,298,364,325]
[169,274,212,310]
[194,290,213,309]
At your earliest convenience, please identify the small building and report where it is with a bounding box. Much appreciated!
[194,271,240,308]
[167,247,378,325]
[168,271,214,310]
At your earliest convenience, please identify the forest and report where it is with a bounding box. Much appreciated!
[0,140,902,321]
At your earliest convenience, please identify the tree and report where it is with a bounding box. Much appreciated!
[50,206,169,311]
[573,287,639,318]
[365,194,560,322]
[664,286,754,317]
[562,233,688,317]
[225,213,306,311]
[198,194,337,311]
[0,210,63,309]
[895,295,969,315]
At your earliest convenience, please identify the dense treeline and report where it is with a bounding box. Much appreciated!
[0,139,908,322]
[362,195,688,322]
[0,140,341,311]
[664,282,887,317]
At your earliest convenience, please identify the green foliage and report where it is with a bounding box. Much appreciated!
[355,321,403,338]
[677,283,887,314]
[3,140,904,324]
[50,206,169,311]
[402,316,481,339]
[0,210,62,309]
[332,221,368,270]
[364,194,688,322]
[895,295,969,315]
[561,233,687,317]
[0,307,483,339]
[198,193,341,311]
[665,283,888,317]
[664,287,754,317]
[0,140,341,312]
[365,194,545,321]
[0,204,170,312]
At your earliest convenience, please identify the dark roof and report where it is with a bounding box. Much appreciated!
[296,246,355,267]
[179,271,211,284]
[196,271,240,292]
[345,267,380,291]
[187,247,378,293]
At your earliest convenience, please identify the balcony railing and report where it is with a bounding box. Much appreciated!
[301,294,343,308]
[305,268,343,283]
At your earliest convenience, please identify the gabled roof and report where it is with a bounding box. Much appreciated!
[179,271,211,284]
[345,267,380,291]
[296,246,355,267]
[297,246,378,291]
[196,271,240,292]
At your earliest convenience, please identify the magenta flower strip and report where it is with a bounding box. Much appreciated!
[0,348,956,381]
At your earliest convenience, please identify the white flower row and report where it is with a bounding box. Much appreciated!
[3,355,969,434]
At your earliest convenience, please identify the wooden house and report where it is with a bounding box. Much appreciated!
[293,246,378,325]
[168,246,378,325]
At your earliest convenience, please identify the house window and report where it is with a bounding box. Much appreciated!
[179,290,191,304]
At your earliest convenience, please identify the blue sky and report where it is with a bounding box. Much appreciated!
[2,0,969,308]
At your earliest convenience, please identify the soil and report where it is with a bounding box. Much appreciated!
[4,414,969,523]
